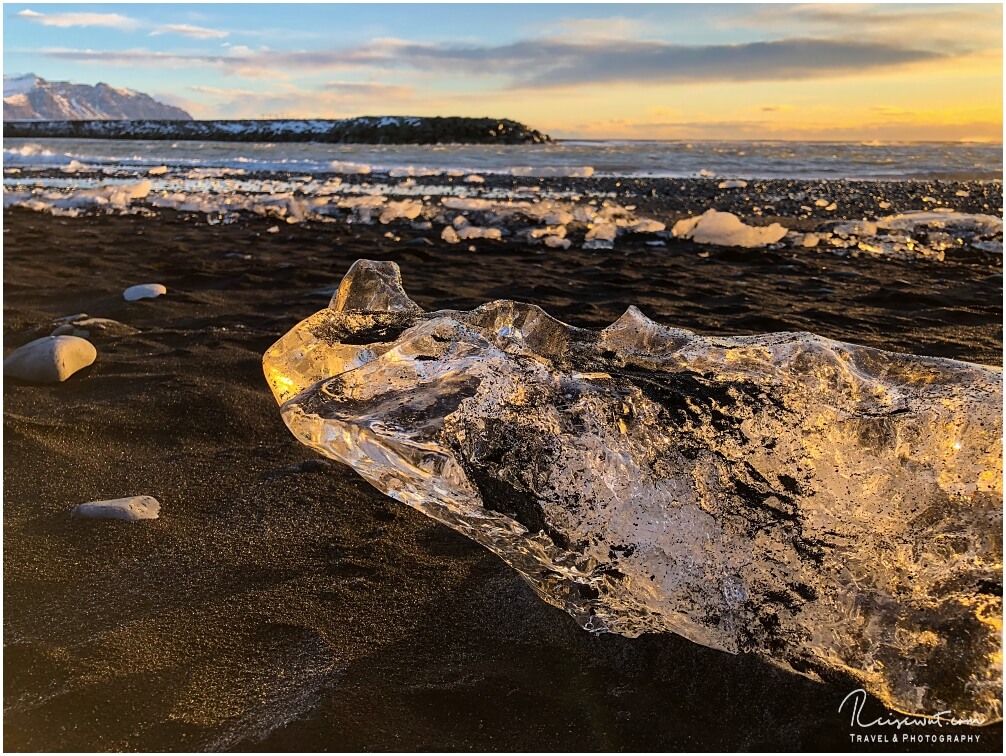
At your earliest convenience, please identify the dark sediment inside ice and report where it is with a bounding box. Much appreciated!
[3,199,1001,751]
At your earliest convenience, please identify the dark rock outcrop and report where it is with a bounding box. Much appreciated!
[3,116,551,144]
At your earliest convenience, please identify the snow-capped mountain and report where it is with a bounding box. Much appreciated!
[3,74,191,121]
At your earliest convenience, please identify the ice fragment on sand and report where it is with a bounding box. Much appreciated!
[672,209,787,248]
[329,160,371,174]
[4,335,96,382]
[148,165,169,176]
[265,259,1003,724]
[74,495,160,521]
[718,179,748,189]
[124,283,167,301]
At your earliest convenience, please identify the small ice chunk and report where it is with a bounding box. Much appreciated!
[878,201,892,209]
[955,190,970,198]
[585,222,618,243]
[379,200,423,224]
[148,165,169,176]
[124,283,167,302]
[672,210,787,248]
[266,225,280,233]
[543,235,571,249]
[718,179,748,189]
[3,335,96,383]
[801,233,821,248]
[814,199,830,207]
[457,225,502,241]
[441,226,460,244]
[74,495,160,521]
[329,160,372,174]
[626,219,666,234]
[465,174,485,183]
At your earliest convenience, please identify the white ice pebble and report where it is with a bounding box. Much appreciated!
[718,179,748,189]
[814,199,830,207]
[338,195,386,223]
[626,219,666,234]
[148,165,169,176]
[442,197,494,212]
[585,222,618,243]
[61,159,87,173]
[441,226,460,244]
[379,200,423,224]
[955,190,970,197]
[124,283,167,301]
[672,209,787,248]
[74,495,160,521]
[329,160,371,174]
[801,233,821,248]
[456,225,502,241]
[266,225,280,233]
[4,335,97,383]
[543,235,571,249]
[465,174,485,183]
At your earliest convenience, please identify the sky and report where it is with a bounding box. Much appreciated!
[2,2,1002,141]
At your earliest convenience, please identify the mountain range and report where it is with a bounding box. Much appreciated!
[3,74,191,121]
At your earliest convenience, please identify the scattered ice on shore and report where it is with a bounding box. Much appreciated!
[264,259,1003,723]
[672,209,787,248]
[793,211,1005,261]
[4,335,96,382]
[509,165,594,178]
[73,495,161,521]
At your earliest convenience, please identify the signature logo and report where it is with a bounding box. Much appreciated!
[839,688,984,730]
[841,688,981,748]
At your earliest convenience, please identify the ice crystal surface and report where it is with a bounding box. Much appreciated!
[265,260,1002,723]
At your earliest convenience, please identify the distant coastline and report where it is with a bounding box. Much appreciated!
[2,117,552,145]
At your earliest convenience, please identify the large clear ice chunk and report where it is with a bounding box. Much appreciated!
[264,259,1003,723]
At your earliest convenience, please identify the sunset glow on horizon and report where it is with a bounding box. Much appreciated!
[4,2,1002,142]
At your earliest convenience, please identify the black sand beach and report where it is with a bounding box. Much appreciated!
[3,203,1002,751]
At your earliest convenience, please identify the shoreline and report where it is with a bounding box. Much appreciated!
[3,206,1002,751]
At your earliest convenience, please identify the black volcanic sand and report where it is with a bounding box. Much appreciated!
[3,207,1002,752]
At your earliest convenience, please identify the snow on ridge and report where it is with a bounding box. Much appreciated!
[3,74,39,98]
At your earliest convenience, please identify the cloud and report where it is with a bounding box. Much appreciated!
[322,80,413,98]
[404,38,945,89]
[17,8,228,39]
[731,3,1002,54]
[150,24,229,40]
[16,8,141,31]
[37,35,947,90]
[189,85,257,97]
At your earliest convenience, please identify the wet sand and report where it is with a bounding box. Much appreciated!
[3,208,1002,751]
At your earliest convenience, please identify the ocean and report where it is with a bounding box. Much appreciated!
[4,137,1002,180]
